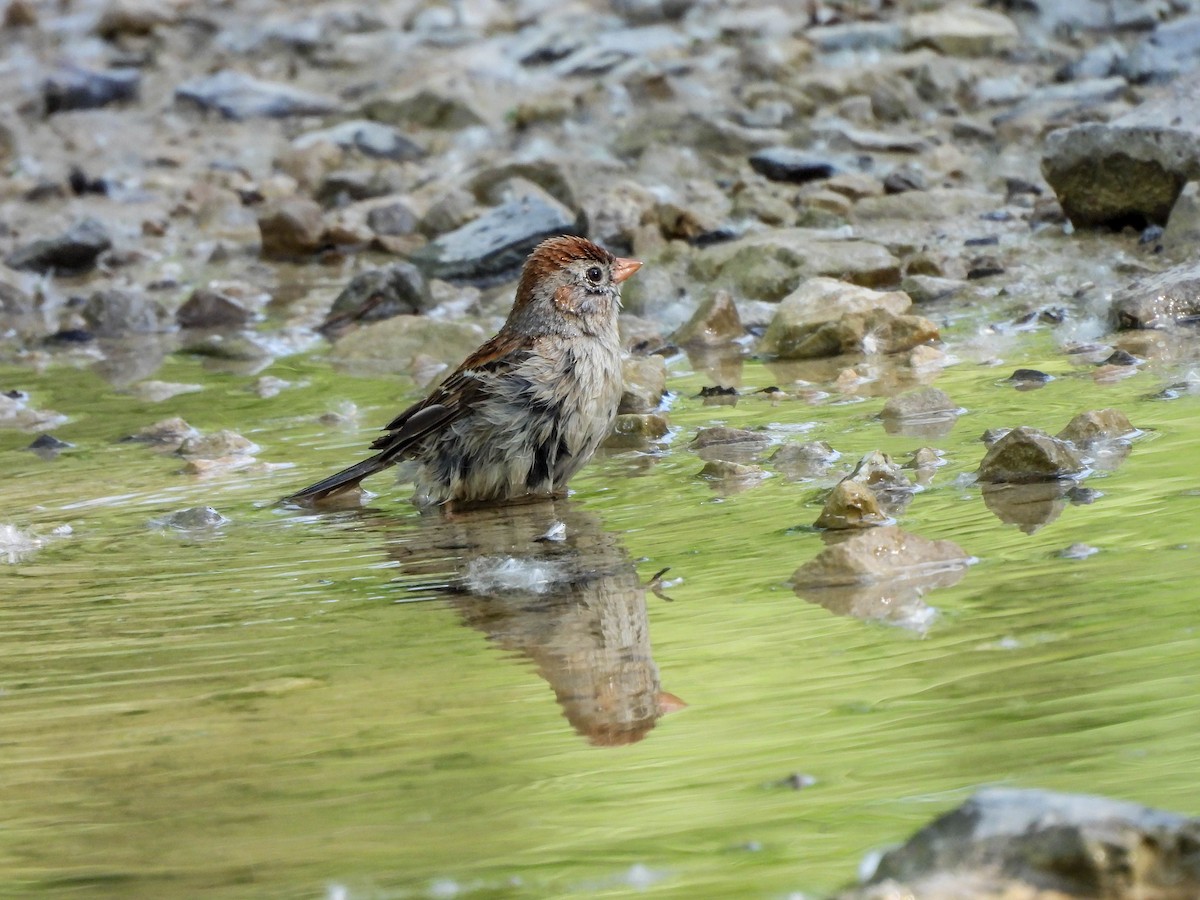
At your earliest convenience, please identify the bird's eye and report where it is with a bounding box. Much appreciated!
[586,266,603,284]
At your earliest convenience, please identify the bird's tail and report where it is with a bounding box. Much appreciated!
[282,454,387,505]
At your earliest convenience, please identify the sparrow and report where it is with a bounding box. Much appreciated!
[284,235,642,507]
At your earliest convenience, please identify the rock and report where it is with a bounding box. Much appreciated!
[619,355,667,414]
[0,392,66,431]
[1057,409,1135,447]
[365,201,418,236]
[880,387,959,437]
[469,161,581,218]
[1110,260,1200,329]
[899,274,967,304]
[903,5,1019,57]
[904,447,942,470]
[408,193,582,283]
[176,288,253,329]
[815,480,887,530]
[360,88,485,130]
[1009,368,1052,386]
[844,450,914,513]
[698,459,766,486]
[123,417,200,449]
[176,70,338,120]
[82,289,169,336]
[748,148,838,184]
[1123,14,1200,84]
[691,426,770,463]
[760,278,936,359]
[771,441,838,480]
[320,263,431,334]
[329,315,486,375]
[612,0,694,24]
[95,0,176,38]
[151,507,230,530]
[43,65,140,114]
[977,426,1085,483]
[692,230,900,300]
[5,218,111,273]
[673,290,743,348]
[292,120,424,161]
[1042,76,1200,228]
[257,199,326,259]
[604,412,670,449]
[841,788,1200,900]
[178,430,258,460]
[791,526,971,631]
[4,0,36,27]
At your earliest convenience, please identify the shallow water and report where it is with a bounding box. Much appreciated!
[3,330,1200,898]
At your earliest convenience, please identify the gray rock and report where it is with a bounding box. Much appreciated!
[409,193,582,283]
[1110,260,1200,329]
[690,426,770,463]
[175,70,338,120]
[257,199,326,259]
[843,788,1200,900]
[807,22,903,53]
[359,88,485,129]
[770,441,838,480]
[123,417,200,449]
[903,5,1019,56]
[748,148,838,184]
[844,450,914,514]
[365,201,418,236]
[44,65,140,114]
[1042,76,1200,228]
[881,387,959,438]
[611,0,693,24]
[293,120,424,161]
[176,288,253,330]
[1123,15,1200,84]
[977,426,1085,483]
[321,263,432,334]
[82,289,169,336]
[900,274,968,303]
[178,430,258,460]
[5,218,111,273]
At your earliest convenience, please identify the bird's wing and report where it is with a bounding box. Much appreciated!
[368,331,531,462]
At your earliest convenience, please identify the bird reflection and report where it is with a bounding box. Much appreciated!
[366,500,683,746]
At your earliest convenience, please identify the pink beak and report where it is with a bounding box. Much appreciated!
[612,257,643,284]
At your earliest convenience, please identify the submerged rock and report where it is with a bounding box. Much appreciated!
[604,412,670,449]
[151,507,230,530]
[689,426,770,463]
[771,441,838,480]
[123,417,200,449]
[792,526,971,632]
[5,218,111,273]
[981,481,1072,534]
[841,787,1200,900]
[977,426,1085,483]
[175,70,338,120]
[409,193,582,283]
[178,430,258,460]
[880,387,959,438]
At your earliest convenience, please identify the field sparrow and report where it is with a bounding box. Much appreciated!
[285,235,642,507]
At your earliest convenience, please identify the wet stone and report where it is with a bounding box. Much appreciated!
[619,355,668,414]
[759,278,920,359]
[151,506,230,530]
[841,788,1200,900]
[321,263,432,333]
[409,194,582,283]
[175,70,338,120]
[5,218,111,273]
[1110,259,1200,330]
[690,426,770,451]
[329,316,486,375]
[177,288,253,330]
[749,148,837,184]
[123,417,199,449]
[366,201,418,236]
[178,430,258,460]
[880,387,957,421]
[977,426,1085,483]
[82,289,169,336]
[1057,408,1135,447]
[698,459,766,483]
[44,65,140,114]
[771,441,837,480]
[814,480,887,531]
[25,433,73,459]
[604,412,670,449]
[673,290,743,348]
[904,447,943,470]
[1058,542,1100,560]
[1009,368,1052,385]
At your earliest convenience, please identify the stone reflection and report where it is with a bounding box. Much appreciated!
[374,501,683,746]
[980,481,1071,534]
